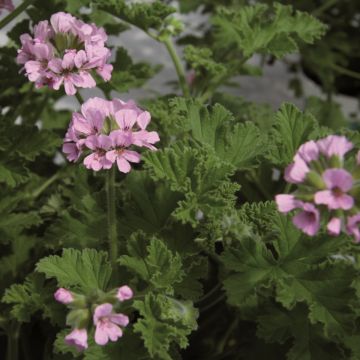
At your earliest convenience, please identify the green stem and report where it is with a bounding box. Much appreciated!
[162,37,190,98]
[216,315,239,354]
[196,283,222,304]
[330,63,360,81]
[6,322,20,360]
[75,91,84,105]
[106,167,118,267]
[312,0,339,16]
[30,172,62,199]
[0,0,34,30]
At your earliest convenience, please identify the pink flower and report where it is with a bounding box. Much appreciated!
[296,140,319,163]
[106,131,141,173]
[93,303,129,346]
[63,97,160,173]
[327,217,342,236]
[65,329,88,351]
[314,169,354,210]
[50,12,75,33]
[275,194,301,213]
[317,135,353,159]
[17,12,112,94]
[54,288,74,304]
[117,286,133,302]
[292,203,320,236]
[347,214,360,242]
[0,0,14,14]
[284,155,310,184]
[357,150,360,165]
[83,135,113,171]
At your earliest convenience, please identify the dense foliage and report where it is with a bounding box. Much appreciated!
[1,1,360,359]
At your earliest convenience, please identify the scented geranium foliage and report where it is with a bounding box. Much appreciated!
[1,1,360,360]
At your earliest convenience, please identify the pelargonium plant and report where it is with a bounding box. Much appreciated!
[1,1,360,360]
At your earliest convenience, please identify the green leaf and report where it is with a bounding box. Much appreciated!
[93,0,175,31]
[120,234,184,294]
[144,144,239,226]
[170,98,266,170]
[222,212,356,338]
[2,273,64,325]
[133,293,198,360]
[36,248,112,292]
[213,3,327,59]
[267,103,318,166]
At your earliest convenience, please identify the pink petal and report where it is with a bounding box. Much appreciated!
[317,135,353,159]
[64,78,76,95]
[106,150,117,163]
[117,285,133,302]
[116,157,131,173]
[327,217,341,236]
[62,51,75,70]
[74,50,87,68]
[322,168,353,192]
[96,64,113,81]
[106,323,123,342]
[296,140,319,163]
[137,111,151,130]
[48,58,63,73]
[65,329,88,351]
[115,109,137,130]
[95,323,109,346]
[110,314,129,327]
[93,303,113,324]
[275,194,301,213]
[314,190,335,208]
[122,150,141,163]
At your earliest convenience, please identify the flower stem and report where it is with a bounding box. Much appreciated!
[162,37,190,98]
[75,91,84,105]
[6,322,20,360]
[106,167,118,267]
[0,0,34,30]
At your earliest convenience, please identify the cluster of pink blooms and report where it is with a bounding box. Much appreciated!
[275,135,360,241]
[17,12,112,95]
[62,97,160,173]
[0,0,14,14]
[54,285,133,350]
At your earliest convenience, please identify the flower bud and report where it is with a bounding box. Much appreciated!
[54,288,74,304]
[116,286,133,302]
[65,328,88,352]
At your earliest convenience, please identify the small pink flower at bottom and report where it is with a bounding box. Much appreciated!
[65,329,88,351]
[292,203,320,236]
[327,217,342,236]
[117,286,133,302]
[83,135,113,171]
[275,194,301,213]
[347,214,360,242]
[106,131,141,173]
[54,288,74,304]
[314,169,354,210]
[93,303,129,346]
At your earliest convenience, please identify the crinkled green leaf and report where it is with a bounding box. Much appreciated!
[36,248,112,292]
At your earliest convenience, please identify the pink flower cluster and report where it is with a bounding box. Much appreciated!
[62,97,160,173]
[17,12,112,95]
[275,135,360,241]
[0,0,14,14]
[55,285,133,351]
